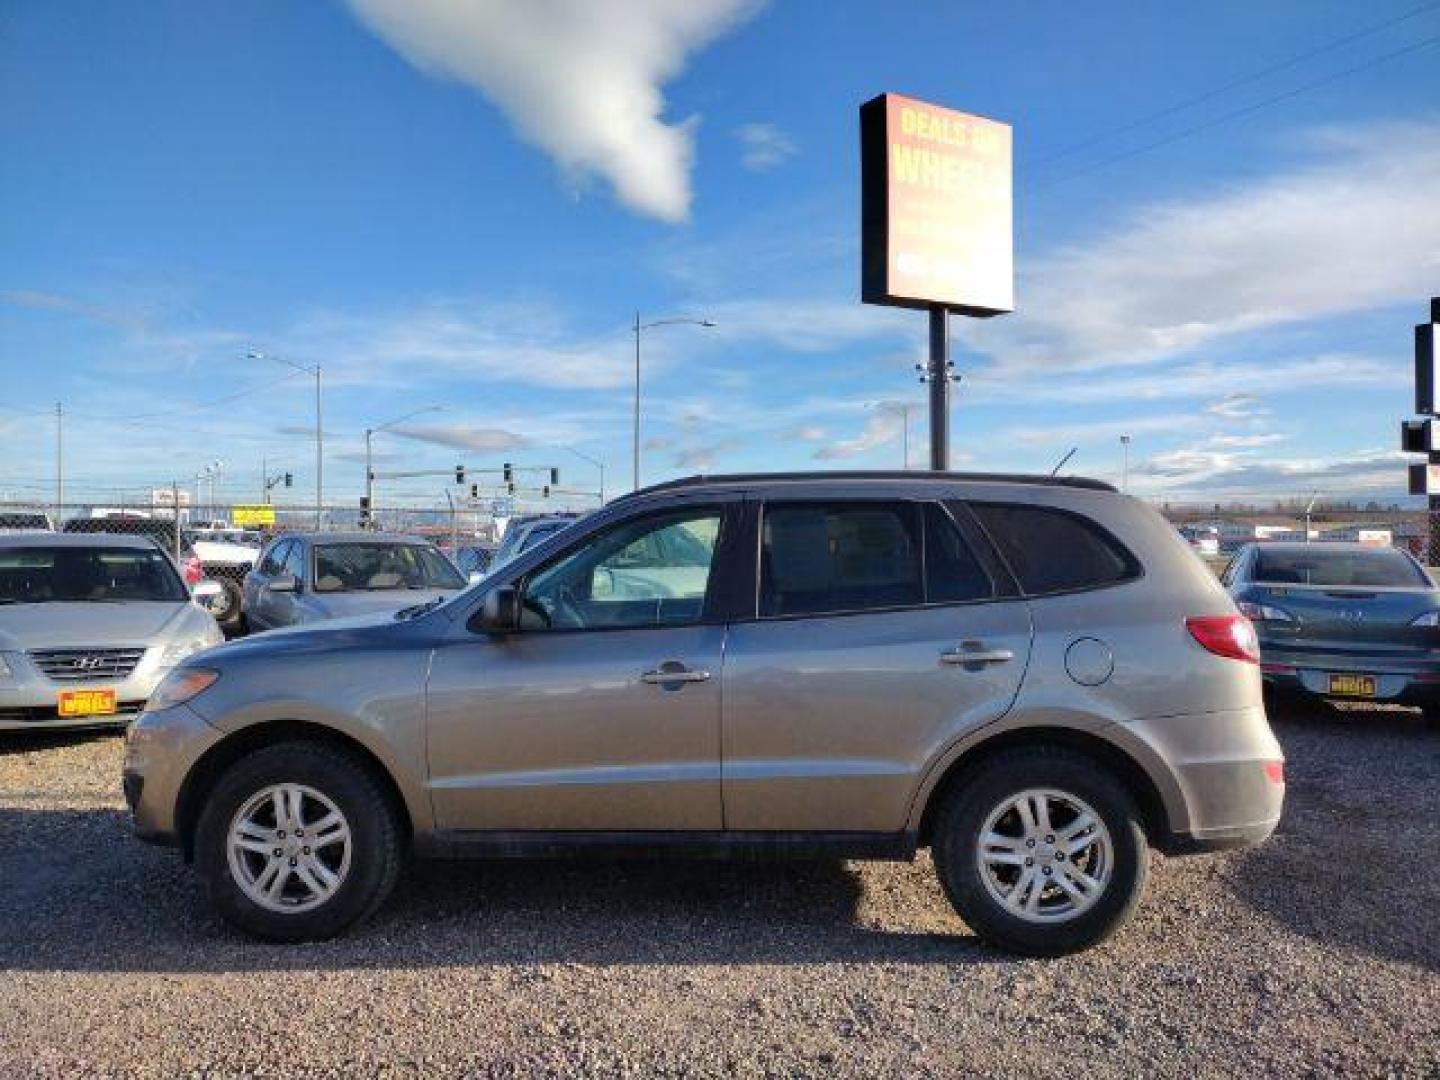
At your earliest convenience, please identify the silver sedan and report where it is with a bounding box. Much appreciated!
[0,533,224,730]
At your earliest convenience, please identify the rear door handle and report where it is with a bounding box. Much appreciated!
[940,643,1015,666]
[640,665,712,686]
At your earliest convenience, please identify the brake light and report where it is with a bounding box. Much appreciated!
[182,555,204,585]
[1262,761,1284,785]
[1185,615,1260,663]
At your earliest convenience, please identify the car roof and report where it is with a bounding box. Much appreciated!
[1250,541,1405,554]
[0,532,156,549]
[611,470,1116,505]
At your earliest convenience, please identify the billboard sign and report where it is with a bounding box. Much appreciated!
[232,504,277,527]
[861,93,1013,315]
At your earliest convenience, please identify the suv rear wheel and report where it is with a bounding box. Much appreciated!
[931,747,1147,956]
[195,741,404,940]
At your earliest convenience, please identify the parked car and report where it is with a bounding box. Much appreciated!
[491,513,584,570]
[0,534,223,729]
[126,471,1283,955]
[241,532,468,632]
[1224,540,1440,713]
[184,529,262,633]
[0,510,54,532]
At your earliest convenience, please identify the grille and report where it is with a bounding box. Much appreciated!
[0,702,144,723]
[28,647,147,682]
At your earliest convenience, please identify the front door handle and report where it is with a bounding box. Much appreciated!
[940,643,1015,666]
[640,664,712,686]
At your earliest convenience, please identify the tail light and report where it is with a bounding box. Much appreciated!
[1262,761,1285,785]
[182,555,204,586]
[1185,614,1260,664]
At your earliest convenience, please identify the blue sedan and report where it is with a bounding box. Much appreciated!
[1224,541,1440,713]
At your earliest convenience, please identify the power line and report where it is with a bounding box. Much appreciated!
[1031,0,1440,170]
[1033,32,1440,191]
[60,369,307,423]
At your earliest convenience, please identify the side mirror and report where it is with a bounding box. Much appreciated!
[269,573,298,593]
[468,570,484,585]
[192,579,224,613]
[479,587,519,633]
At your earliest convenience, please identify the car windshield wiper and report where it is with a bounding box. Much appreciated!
[394,596,446,620]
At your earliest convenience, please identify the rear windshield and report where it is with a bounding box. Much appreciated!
[1252,547,1429,588]
[0,513,49,530]
[312,543,466,593]
[0,546,187,603]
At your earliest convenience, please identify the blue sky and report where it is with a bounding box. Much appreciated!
[2,0,1438,511]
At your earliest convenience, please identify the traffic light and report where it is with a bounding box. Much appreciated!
[550,467,560,486]
[503,462,513,484]
[507,481,515,495]
[359,496,370,510]
[283,472,293,488]
[542,485,550,498]
[455,465,465,485]
[470,483,478,498]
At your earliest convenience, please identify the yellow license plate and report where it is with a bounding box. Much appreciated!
[1327,674,1376,698]
[57,689,118,717]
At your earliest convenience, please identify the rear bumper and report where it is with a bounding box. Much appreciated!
[1110,703,1284,851]
[1258,645,1440,703]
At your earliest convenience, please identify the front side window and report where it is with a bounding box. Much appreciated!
[520,510,722,631]
[312,543,466,593]
[0,546,187,604]
[971,503,1140,596]
[259,540,290,577]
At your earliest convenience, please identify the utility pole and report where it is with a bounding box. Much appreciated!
[54,402,63,519]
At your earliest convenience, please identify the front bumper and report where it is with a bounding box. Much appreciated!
[123,701,224,845]
[0,651,171,731]
[1110,703,1285,851]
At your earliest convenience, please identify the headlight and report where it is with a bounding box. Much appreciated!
[1237,601,1293,623]
[1411,611,1440,627]
[144,667,219,713]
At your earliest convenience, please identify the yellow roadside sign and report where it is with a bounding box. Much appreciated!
[232,504,277,527]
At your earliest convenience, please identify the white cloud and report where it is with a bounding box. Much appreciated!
[972,122,1440,373]
[815,411,903,460]
[388,424,529,453]
[344,0,763,222]
[734,122,795,171]
[1205,392,1270,421]
[673,439,738,470]
[1134,447,1407,498]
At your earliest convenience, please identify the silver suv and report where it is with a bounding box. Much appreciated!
[125,472,1283,955]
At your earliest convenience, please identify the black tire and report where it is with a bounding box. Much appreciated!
[931,746,1148,957]
[210,576,243,630]
[195,740,404,941]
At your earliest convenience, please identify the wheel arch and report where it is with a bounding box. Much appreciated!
[914,725,1171,849]
[174,719,414,861]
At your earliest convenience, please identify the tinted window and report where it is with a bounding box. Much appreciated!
[0,546,187,603]
[1252,547,1428,588]
[281,541,308,583]
[925,504,993,602]
[761,502,923,617]
[522,510,721,630]
[259,540,290,577]
[972,504,1139,595]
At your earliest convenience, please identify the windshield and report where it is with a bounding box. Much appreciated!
[1252,547,1430,588]
[0,546,188,603]
[312,542,466,593]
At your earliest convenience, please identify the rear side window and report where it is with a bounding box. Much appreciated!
[971,503,1139,596]
[759,501,993,617]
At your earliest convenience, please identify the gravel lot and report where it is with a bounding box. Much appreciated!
[2,700,1437,1078]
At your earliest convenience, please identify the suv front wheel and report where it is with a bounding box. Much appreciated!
[931,747,1148,956]
[195,741,404,941]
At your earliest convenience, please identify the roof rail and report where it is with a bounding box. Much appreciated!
[612,470,1118,503]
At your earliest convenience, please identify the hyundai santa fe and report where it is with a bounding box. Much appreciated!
[124,472,1283,955]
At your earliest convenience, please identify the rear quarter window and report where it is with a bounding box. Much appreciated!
[971,503,1140,596]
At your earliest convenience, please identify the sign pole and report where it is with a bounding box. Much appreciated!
[928,306,950,470]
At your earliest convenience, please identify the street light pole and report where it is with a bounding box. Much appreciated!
[249,350,323,528]
[560,446,607,504]
[364,405,445,528]
[54,402,63,519]
[1120,434,1131,494]
[631,314,717,490]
